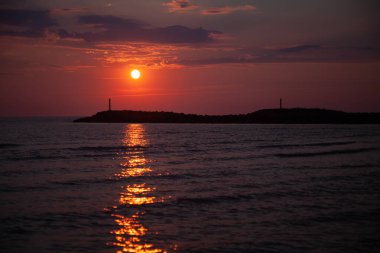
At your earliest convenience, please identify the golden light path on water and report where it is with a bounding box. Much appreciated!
[110,124,172,253]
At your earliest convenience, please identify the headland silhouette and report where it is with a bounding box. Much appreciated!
[74,108,380,124]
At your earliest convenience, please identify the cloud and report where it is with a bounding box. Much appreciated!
[178,45,380,66]
[77,15,220,43]
[162,2,256,16]
[78,15,144,30]
[278,45,321,53]
[0,9,56,28]
[163,0,198,12]
[96,42,182,69]
[201,5,256,15]
[50,8,91,15]
[0,9,57,37]
[62,65,96,72]
[0,10,220,44]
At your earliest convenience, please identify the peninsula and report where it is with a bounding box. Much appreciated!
[74,108,380,124]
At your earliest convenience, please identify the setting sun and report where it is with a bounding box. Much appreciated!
[131,69,141,79]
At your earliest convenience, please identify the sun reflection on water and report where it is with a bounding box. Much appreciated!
[111,212,166,253]
[110,124,169,253]
[119,184,158,206]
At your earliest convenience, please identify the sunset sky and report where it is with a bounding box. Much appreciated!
[1,0,379,116]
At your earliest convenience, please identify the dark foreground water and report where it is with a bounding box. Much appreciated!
[0,118,379,253]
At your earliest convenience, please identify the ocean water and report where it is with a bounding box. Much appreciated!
[0,118,379,253]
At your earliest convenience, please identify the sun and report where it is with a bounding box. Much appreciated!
[131,69,141,79]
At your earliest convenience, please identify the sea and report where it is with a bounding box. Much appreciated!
[0,117,379,253]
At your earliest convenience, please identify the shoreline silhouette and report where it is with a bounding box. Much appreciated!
[74,108,380,124]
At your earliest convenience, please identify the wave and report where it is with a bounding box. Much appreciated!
[302,209,380,224]
[175,194,254,205]
[2,153,119,161]
[80,154,116,158]
[3,155,69,161]
[276,147,378,158]
[52,177,116,186]
[157,173,203,180]
[2,177,117,192]
[258,141,356,149]
[0,185,54,192]
[305,141,356,147]
[340,164,379,169]
[0,143,22,149]
[2,145,145,161]
[113,172,203,182]
[68,145,147,151]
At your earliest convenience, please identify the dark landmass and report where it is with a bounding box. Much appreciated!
[73,108,380,124]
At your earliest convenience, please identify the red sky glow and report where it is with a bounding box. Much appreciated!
[1,0,379,116]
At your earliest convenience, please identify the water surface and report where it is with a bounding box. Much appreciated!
[1,118,379,252]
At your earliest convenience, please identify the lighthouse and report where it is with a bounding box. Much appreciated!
[108,98,111,111]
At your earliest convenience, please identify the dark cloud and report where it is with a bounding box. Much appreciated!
[0,29,41,38]
[278,45,321,53]
[77,15,219,43]
[150,25,216,43]
[0,9,57,38]
[0,10,219,44]
[0,9,56,28]
[79,15,144,29]
[50,8,91,15]
[179,45,380,66]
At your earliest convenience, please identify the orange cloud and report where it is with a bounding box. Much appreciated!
[201,5,256,15]
[63,65,96,72]
[50,8,91,15]
[163,0,198,12]
[94,43,182,69]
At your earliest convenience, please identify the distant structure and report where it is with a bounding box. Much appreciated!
[280,98,282,109]
[108,98,111,111]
